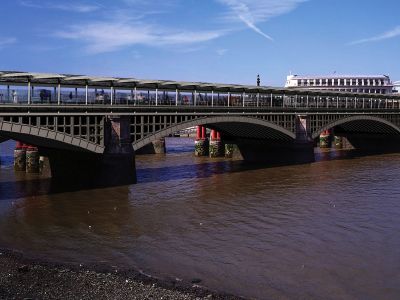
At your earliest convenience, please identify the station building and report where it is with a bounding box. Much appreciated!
[285,74,393,94]
[393,81,400,94]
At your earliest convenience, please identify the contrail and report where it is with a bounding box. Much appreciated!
[349,25,400,45]
[239,15,274,41]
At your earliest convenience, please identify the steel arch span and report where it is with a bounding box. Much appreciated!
[132,116,296,151]
[0,120,104,153]
[311,115,400,139]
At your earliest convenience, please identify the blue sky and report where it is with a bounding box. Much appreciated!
[0,0,399,86]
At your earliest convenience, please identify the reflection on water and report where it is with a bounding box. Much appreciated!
[1,138,400,299]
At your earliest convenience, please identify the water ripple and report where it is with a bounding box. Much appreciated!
[1,138,400,299]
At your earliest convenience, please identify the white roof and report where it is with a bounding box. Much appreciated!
[290,74,390,80]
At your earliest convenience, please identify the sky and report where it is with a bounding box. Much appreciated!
[0,0,399,86]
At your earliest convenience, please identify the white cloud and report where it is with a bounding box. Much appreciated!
[19,0,100,13]
[217,0,307,41]
[55,22,223,54]
[51,3,100,13]
[175,46,205,54]
[122,0,178,7]
[131,50,142,59]
[349,26,400,45]
[216,48,228,55]
[50,0,306,54]
[0,37,17,49]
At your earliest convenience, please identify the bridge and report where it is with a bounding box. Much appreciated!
[1,71,400,186]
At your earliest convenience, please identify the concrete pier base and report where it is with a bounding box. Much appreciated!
[341,137,355,150]
[26,147,40,173]
[237,141,315,165]
[14,148,26,171]
[333,136,343,149]
[209,140,224,158]
[224,143,234,158]
[195,139,209,156]
[224,143,242,159]
[153,138,166,154]
[319,133,331,148]
[44,150,137,187]
[136,138,166,155]
[39,156,52,177]
[42,115,137,187]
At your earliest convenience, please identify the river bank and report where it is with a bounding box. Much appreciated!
[0,249,244,300]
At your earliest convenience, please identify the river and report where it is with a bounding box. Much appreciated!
[0,138,399,299]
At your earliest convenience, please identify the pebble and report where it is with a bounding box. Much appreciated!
[191,278,202,284]
[18,265,30,273]
[0,251,240,300]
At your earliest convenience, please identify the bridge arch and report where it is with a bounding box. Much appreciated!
[133,116,296,151]
[312,115,400,139]
[0,121,104,153]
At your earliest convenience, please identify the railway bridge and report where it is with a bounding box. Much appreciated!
[1,71,400,186]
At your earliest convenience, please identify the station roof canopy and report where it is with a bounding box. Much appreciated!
[117,78,140,84]
[0,70,399,99]
[0,72,65,80]
[198,83,217,89]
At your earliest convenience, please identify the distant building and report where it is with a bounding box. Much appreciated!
[285,74,393,94]
[393,81,400,94]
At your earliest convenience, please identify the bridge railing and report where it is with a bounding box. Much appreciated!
[0,85,399,110]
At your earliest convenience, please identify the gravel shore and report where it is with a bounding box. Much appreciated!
[0,250,244,300]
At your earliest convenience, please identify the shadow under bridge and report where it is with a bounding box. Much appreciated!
[312,115,400,152]
[132,115,314,165]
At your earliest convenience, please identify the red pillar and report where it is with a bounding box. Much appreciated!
[196,126,202,140]
[15,141,23,149]
[216,131,221,140]
[211,129,217,141]
[26,144,38,151]
[202,126,207,140]
[323,129,331,136]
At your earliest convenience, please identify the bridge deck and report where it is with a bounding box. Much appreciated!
[0,71,399,110]
[0,105,400,115]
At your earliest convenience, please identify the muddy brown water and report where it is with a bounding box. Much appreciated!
[0,138,399,299]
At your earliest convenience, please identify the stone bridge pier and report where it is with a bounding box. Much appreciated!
[235,115,315,165]
[41,116,136,187]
